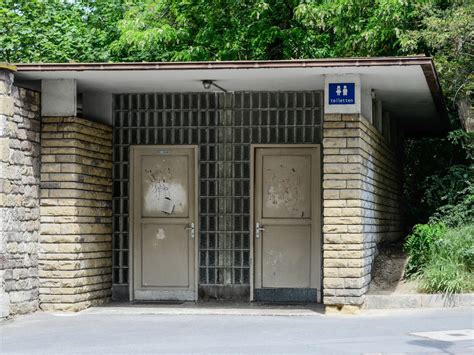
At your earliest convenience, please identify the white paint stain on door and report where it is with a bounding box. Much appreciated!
[143,163,187,215]
[263,160,308,218]
[152,228,166,248]
[144,181,186,214]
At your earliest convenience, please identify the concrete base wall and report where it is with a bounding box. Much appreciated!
[0,69,41,319]
[39,117,113,311]
[322,113,403,307]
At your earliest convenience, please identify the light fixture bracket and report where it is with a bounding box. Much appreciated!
[201,80,227,93]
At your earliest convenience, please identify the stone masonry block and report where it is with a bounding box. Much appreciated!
[39,116,113,314]
[1,82,41,319]
[322,111,403,308]
[0,96,14,116]
[323,137,346,148]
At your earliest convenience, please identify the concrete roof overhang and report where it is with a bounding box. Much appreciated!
[13,56,447,136]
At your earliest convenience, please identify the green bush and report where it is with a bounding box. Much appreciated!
[404,223,446,277]
[423,131,474,228]
[430,187,474,228]
[419,224,474,294]
[403,130,473,228]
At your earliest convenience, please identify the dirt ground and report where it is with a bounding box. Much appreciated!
[368,241,419,294]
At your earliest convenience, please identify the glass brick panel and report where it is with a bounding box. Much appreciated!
[112,91,322,290]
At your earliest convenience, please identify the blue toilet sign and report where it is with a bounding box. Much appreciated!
[328,83,355,105]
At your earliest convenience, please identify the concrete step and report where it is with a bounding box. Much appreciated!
[79,302,325,316]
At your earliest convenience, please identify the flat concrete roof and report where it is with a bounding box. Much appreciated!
[12,56,447,134]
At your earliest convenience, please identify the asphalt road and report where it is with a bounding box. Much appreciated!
[1,307,473,354]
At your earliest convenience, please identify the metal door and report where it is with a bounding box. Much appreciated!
[132,146,197,301]
[254,146,321,302]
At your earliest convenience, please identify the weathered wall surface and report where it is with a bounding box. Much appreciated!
[0,69,41,318]
[322,113,403,309]
[39,117,113,311]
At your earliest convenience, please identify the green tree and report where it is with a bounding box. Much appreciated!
[295,0,423,57]
[111,0,318,61]
[399,1,473,124]
[0,0,124,63]
[111,0,429,61]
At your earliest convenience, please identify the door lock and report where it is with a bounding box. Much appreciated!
[255,222,265,239]
[185,222,195,239]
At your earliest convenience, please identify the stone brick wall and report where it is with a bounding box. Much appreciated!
[322,113,403,309]
[39,117,113,311]
[0,69,41,318]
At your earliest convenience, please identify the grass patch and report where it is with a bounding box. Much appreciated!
[417,223,474,294]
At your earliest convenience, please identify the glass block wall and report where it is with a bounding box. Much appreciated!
[112,91,323,299]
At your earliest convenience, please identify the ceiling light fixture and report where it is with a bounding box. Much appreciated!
[201,80,227,93]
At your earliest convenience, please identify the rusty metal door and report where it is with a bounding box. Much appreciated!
[132,146,197,301]
[254,146,321,302]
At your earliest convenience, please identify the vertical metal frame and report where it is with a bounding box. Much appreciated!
[129,146,134,301]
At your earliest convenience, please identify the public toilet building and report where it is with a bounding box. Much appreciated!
[0,57,446,317]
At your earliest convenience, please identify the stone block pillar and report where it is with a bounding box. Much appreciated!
[322,113,402,311]
[39,117,113,311]
[0,67,41,318]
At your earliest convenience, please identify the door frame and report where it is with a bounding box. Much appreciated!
[249,144,322,302]
[129,145,199,302]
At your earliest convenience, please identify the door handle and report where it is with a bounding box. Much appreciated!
[256,222,265,239]
[185,222,195,239]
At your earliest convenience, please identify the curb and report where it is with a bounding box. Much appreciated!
[363,293,474,309]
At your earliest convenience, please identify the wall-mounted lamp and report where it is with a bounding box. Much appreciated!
[201,80,227,93]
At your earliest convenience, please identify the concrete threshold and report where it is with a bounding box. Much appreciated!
[81,302,324,317]
[364,293,474,309]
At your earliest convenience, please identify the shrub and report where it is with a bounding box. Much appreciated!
[430,188,474,228]
[403,130,473,228]
[404,223,446,277]
[402,137,462,227]
[426,164,474,228]
[419,224,474,294]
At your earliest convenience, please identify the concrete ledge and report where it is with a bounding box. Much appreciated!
[363,293,474,309]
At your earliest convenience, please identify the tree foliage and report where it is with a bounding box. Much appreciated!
[399,1,473,111]
[112,0,427,61]
[0,0,123,63]
[111,0,315,61]
[295,0,423,57]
